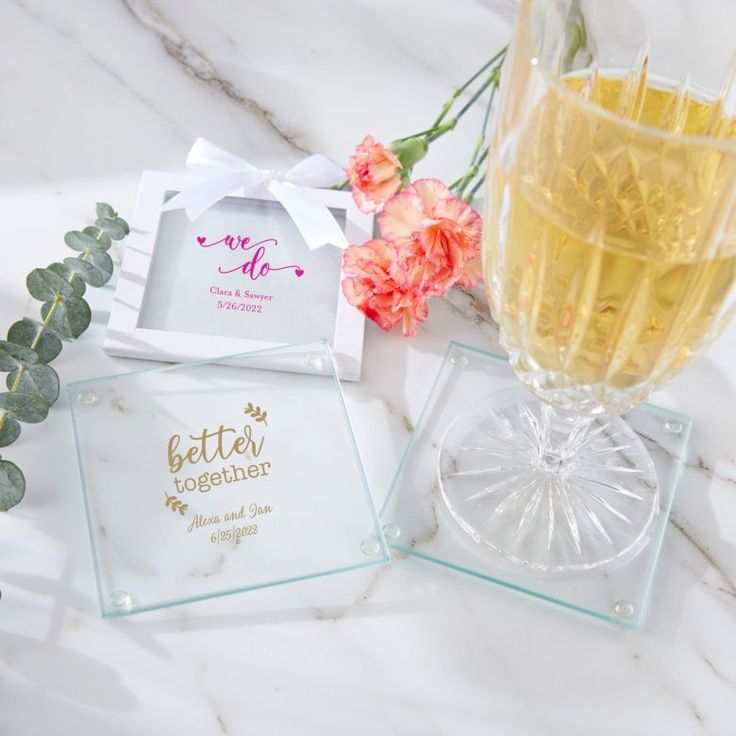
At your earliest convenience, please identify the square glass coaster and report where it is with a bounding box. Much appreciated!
[381,342,691,628]
[69,341,388,618]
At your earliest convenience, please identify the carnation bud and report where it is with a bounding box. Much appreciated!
[390,137,429,170]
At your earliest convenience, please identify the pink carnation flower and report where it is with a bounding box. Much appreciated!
[379,178,483,294]
[346,136,403,213]
[342,239,429,337]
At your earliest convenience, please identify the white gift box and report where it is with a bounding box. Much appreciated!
[105,170,372,380]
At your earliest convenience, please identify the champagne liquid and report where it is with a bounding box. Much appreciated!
[484,75,736,413]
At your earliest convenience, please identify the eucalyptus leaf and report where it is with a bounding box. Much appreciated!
[82,225,112,250]
[2,201,126,510]
[41,296,91,339]
[0,458,25,511]
[7,364,59,405]
[88,249,114,282]
[8,320,64,363]
[0,418,21,447]
[0,391,49,423]
[0,340,38,371]
[64,230,100,252]
[26,267,74,302]
[47,262,86,298]
[17,317,71,344]
[96,202,116,219]
[95,216,129,240]
[63,254,109,288]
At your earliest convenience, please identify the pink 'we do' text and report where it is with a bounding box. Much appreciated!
[196,234,304,280]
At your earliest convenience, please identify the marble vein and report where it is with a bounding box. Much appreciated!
[669,512,736,600]
[701,656,735,688]
[686,455,736,489]
[381,396,414,433]
[408,488,441,548]
[121,0,312,155]
[441,285,498,331]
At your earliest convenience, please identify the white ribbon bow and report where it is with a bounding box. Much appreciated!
[161,138,349,250]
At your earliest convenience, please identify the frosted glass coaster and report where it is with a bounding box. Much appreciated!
[69,341,388,618]
[381,343,691,628]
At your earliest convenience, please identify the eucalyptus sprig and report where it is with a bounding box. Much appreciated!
[0,203,129,511]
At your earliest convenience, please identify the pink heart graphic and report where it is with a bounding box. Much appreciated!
[295,268,304,277]
[196,236,206,245]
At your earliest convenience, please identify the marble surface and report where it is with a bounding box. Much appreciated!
[0,1,735,734]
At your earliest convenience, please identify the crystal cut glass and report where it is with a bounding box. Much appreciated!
[440,0,734,573]
[438,388,659,572]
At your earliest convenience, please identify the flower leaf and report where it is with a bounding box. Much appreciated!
[88,249,114,282]
[96,202,117,219]
[41,296,91,339]
[47,262,86,298]
[63,251,113,288]
[7,364,60,405]
[64,230,100,253]
[0,418,21,448]
[26,267,74,302]
[7,320,63,362]
[0,391,50,423]
[95,216,129,241]
[82,226,112,251]
[0,340,39,371]
[0,458,25,511]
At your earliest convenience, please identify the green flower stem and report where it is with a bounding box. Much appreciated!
[392,120,456,144]
[398,76,497,148]
[401,61,504,147]
[452,132,491,197]
[455,150,490,203]
[333,46,507,194]
[431,45,508,127]
[454,76,499,197]
[465,167,488,202]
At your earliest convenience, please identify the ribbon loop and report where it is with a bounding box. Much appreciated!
[162,137,348,250]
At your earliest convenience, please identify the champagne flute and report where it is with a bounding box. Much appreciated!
[438,0,736,572]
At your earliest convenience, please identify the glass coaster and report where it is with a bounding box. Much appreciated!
[69,341,388,618]
[380,342,691,628]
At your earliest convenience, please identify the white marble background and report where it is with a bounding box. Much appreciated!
[0,1,735,734]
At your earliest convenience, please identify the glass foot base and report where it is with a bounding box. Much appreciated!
[438,388,659,573]
[381,343,692,627]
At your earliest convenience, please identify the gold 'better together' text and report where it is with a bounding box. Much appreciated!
[167,424,271,493]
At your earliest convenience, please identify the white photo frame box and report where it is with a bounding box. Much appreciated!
[105,171,372,380]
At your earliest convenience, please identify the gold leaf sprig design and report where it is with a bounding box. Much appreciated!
[244,401,268,426]
[164,492,188,516]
